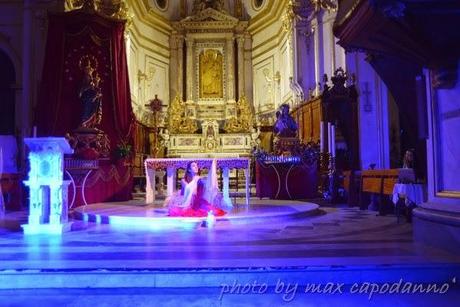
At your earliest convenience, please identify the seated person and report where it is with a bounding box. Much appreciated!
[400,149,417,183]
[402,149,415,169]
[167,159,227,217]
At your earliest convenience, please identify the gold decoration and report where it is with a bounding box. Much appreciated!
[193,0,225,14]
[235,0,243,18]
[167,95,198,134]
[311,0,338,13]
[65,0,132,23]
[224,96,254,133]
[112,1,134,26]
[199,49,223,98]
[65,130,110,158]
[282,0,303,34]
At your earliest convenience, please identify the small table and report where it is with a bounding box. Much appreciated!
[255,161,317,199]
[392,183,424,223]
[64,159,99,208]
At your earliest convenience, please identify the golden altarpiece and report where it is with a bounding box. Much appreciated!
[162,5,257,157]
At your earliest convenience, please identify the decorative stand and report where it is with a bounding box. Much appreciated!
[318,152,338,202]
[65,127,110,160]
[327,154,338,203]
[318,152,329,197]
[146,94,165,158]
[22,137,74,235]
[273,137,300,155]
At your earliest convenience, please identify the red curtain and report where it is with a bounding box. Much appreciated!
[36,10,133,150]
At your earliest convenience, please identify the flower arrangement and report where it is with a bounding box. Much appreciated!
[115,141,132,160]
[252,141,319,166]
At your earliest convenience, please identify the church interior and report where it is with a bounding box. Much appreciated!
[0,0,459,305]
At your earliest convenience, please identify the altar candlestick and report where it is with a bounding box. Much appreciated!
[33,126,37,138]
[320,121,324,152]
[327,122,332,154]
[331,125,336,157]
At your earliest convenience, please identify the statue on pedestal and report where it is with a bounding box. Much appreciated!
[273,104,298,137]
[78,60,103,130]
[65,55,110,160]
[273,104,299,155]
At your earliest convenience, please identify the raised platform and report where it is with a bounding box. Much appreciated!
[2,200,460,305]
[73,199,320,229]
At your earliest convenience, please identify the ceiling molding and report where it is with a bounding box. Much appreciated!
[247,0,286,35]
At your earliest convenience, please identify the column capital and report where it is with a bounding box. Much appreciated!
[171,35,184,49]
[185,37,194,47]
[236,35,245,46]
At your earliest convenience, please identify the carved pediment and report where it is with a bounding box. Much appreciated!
[173,8,244,31]
[186,8,239,23]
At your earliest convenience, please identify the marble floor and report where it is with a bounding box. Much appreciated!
[0,198,459,306]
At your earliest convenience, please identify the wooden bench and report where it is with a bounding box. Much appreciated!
[359,169,400,214]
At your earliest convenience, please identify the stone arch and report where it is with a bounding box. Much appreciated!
[0,34,22,83]
[0,34,22,137]
[0,48,17,135]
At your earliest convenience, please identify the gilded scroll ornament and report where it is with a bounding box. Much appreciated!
[199,49,223,98]
[224,96,254,133]
[167,95,198,134]
[65,0,132,23]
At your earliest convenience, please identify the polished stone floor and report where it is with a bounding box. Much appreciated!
[0,198,459,306]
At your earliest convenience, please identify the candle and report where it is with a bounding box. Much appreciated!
[331,125,336,157]
[320,121,324,152]
[327,122,332,154]
[33,126,37,138]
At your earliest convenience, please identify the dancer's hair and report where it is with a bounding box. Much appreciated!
[184,161,197,183]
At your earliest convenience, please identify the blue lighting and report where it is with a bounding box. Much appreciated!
[22,137,73,235]
[77,212,204,231]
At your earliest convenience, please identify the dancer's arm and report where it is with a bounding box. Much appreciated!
[204,159,218,203]
[182,176,199,208]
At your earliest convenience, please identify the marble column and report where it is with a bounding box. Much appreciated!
[177,35,184,100]
[312,17,321,96]
[185,37,194,101]
[236,35,245,99]
[22,0,33,137]
[243,33,253,102]
[169,35,178,100]
[226,37,235,101]
[290,18,305,105]
[322,12,335,79]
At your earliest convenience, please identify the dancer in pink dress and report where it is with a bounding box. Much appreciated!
[167,159,226,217]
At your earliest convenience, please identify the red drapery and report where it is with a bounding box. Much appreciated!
[36,10,133,150]
[36,10,134,204]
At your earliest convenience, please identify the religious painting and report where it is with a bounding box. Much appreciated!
[199,49,223,98]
